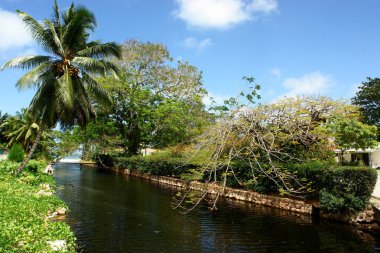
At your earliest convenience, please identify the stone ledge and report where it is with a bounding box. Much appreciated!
[110,167,313,215]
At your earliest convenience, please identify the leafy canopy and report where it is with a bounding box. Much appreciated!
[96,40,210,155]
[352,77,380,126]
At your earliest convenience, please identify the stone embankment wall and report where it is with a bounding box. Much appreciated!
[103,166,380,232]
[109,167,313,214]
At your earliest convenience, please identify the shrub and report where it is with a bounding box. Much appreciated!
[319,189,345,213]
[113,155,198,178]
[0,160,19,174]
[244,175,278,194]
[319,166,376,213]
[7,143,25,162]
[25,159,46,173]
[287,162,377,213]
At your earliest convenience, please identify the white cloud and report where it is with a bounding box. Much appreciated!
[173,0,278,29]
[248,0,278,13]
[183,37,212,51]
[270,67,281,77]
[281,72,335,97]
[0,8,33,53]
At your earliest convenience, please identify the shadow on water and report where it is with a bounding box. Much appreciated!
[54,163,380,253]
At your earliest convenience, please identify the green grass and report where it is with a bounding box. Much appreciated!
[0,160,76,252]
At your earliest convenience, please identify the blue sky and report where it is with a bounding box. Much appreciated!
[1,0,380,114]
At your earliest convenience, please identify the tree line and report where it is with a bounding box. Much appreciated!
[1,1,380,178]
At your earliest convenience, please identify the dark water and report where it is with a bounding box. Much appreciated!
[54,163,380,253]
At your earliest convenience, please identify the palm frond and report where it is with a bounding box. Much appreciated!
[57,67,75,110]
[16,10,50,50]
[1,56,52,71]
[52,0,61,32]
[77,41,121,58]
[16,61,52,89]
[62,3,75,25]
[45,19,64,57]
[28,73,57,126]
[62,5,96,52]
[81,71,111,106]
[72,57,119,77]
[73,77,94,127]
[57,76,95,129]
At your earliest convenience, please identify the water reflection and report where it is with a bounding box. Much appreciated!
[54,163,379,253]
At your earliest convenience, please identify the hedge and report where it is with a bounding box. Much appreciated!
[111,155,198,177]
[106,155,377,214]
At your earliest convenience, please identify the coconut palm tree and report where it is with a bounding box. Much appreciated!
[1,1,121,173]
[1,109,46,152]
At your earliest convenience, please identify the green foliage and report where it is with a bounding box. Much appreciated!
[112,155,198,178]
[0,111,10,145]
[1,2,121,172]
[25,159,46,173]
[73,115,121,160]
[111,148,376,213]
[244,175,278,194]
[318,166,377,213]
[0,160,76,252]
[327,117,378,156]
[0,109,44,152]
[1,2,121,130]
[8,143,25,162]
[287,162,377,213]
[96,40,210,156]
[319,190,345,213]
[352,78,380,132]
[0,160,19,174]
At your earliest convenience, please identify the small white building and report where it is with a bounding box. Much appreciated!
[335,144,380,168]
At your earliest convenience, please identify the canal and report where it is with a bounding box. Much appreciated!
[54,163,380,252]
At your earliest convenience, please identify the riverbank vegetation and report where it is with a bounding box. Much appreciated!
[0,160,76,252]
[2,41,379,215]
[0,0,379,235]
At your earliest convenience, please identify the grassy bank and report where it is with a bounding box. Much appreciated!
[0,160,76,253]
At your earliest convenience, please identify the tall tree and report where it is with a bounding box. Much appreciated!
[352,77,380,139]
[98,40,209,155]
[1,1,121,173]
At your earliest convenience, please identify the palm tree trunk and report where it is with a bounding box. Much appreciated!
[15,129,42,174]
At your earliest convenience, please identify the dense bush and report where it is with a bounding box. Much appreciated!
[7,143,25,162]
[25,159,47,173]
[286,162,377,213]
[318,166,377,213]
[0,160,19,174]
[113,155,198,178]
